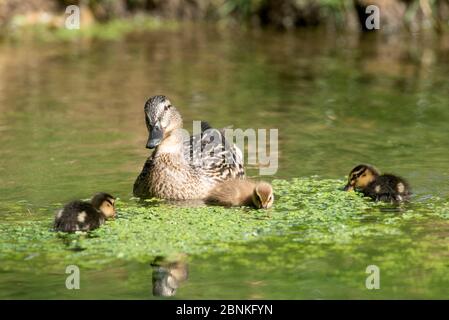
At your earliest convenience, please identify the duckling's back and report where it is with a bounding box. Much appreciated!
[205,179,255,207]
[54,201,104,232]
[365,174,411,202]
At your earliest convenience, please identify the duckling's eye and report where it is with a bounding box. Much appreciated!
[106,201,114,208]
[164,105,172,111]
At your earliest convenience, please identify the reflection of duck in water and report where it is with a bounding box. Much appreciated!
[151,255,188,297]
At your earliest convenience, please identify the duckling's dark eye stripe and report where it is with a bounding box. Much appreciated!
[352,169,366,179]
[106,199,114,205]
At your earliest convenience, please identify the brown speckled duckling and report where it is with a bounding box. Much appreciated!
[54,193,116,232]
[205,179,274,209]
[343,164,411,203]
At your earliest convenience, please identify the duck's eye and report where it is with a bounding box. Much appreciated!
[164,105,171,111]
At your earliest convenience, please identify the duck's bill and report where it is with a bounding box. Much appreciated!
[343,184,354,191]
[146,127,163,149]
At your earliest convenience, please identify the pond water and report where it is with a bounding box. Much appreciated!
[1,25,449,299]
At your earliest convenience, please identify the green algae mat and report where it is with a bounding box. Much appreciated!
[2,177,448,275]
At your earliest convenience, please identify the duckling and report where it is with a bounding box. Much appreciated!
[133,95,245,200]
[54,193,116,232]
[205,179,274,209]
[343,164,411,202]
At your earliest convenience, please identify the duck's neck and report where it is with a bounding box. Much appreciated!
[154,129,185,157]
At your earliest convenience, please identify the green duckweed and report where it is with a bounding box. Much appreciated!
[1,177,448,273]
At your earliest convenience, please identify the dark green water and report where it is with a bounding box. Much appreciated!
[1,25,449,299]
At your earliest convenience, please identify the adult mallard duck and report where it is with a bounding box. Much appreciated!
[133,95,245,200]
[343,164,411,203]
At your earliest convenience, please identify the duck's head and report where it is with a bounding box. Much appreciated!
[252,182,274,209]
[91,192,116,218]
[343,164,380,192]
[144,95,183,149]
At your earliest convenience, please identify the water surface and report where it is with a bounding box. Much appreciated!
[1,25,449,299]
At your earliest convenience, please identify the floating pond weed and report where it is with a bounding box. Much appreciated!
[0,177,448,273]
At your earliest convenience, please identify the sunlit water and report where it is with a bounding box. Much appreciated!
[1,25,449,299]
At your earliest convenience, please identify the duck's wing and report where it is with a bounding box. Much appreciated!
[183,121,245,181]
[133,155,154,198]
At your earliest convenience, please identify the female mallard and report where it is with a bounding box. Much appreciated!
[133,95,245,200]
[343,164,411,203]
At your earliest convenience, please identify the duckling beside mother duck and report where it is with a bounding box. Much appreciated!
[133,95,245,200]
[54,192,116,232]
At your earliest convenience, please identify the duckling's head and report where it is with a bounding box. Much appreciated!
[252,182,274,209]
[91,192,116,218]
[144,95,183,149]
[344,164,380,192]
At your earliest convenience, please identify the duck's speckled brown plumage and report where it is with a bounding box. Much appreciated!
[133,95,245,200]
[134,151,216,200]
